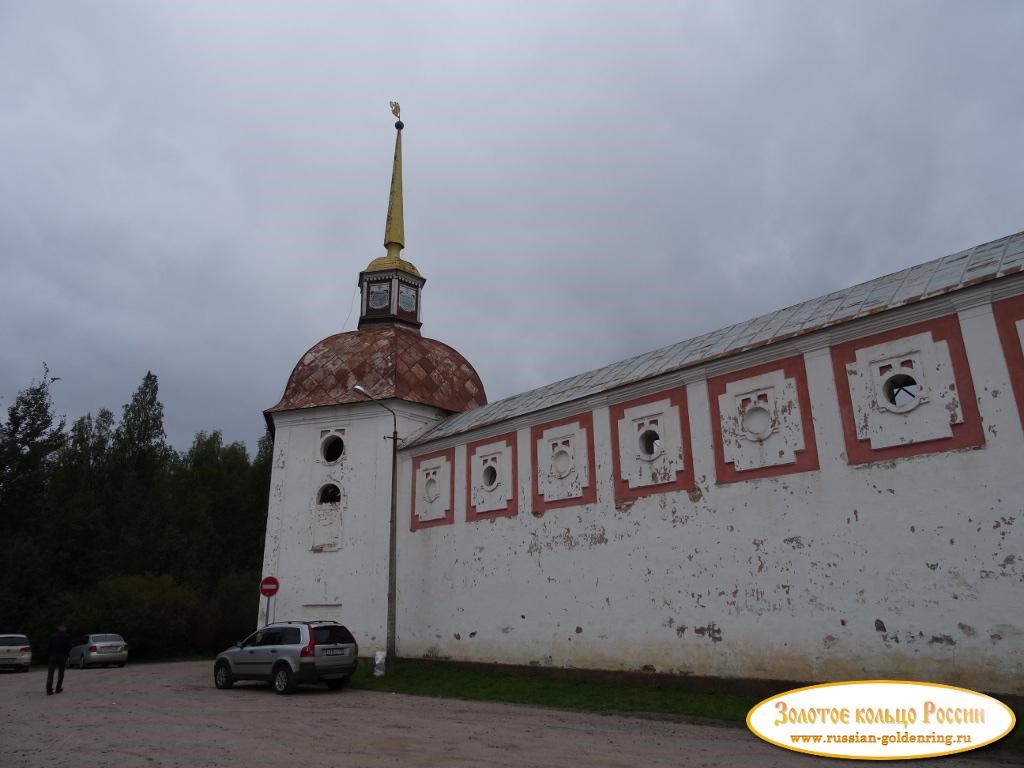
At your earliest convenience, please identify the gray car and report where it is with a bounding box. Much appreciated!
[213,621,358,695]
[69,633,128,668]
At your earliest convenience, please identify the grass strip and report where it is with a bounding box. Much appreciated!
[350,659,1024,756]
[350,659,756,722]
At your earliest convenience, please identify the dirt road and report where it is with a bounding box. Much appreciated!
[0,661,1015,767]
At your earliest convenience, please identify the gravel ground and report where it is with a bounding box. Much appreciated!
[0,661,1017,767]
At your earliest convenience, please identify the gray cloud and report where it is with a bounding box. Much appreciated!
[2,0,1022,450]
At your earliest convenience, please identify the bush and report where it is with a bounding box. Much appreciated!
[66,574,201,659]
[191,570,262,654]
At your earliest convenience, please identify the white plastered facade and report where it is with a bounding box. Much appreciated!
[263,278,1024,694]
[261,400,445,647]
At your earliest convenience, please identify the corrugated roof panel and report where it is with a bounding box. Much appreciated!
[579,360,625,391]
[490,399,518,421]
[700,323,746,358]
[1001,233,1024,273]
[890,262,939,305]
[575,368,604,388]
[921,249,971,297]
[828,279,877,324]
[773,295,829,338]
[808,290,852,326]
[963,239,1008,284]
[695,327,739,358]
[744,305,805,348]
[859,271,908,314]
[660,336,706,370]
[628,348,675,381]
[729,312,780,349]
[520,387,554,411]
[592,357,635,386]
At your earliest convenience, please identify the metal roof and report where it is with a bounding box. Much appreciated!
[415,229,1024,444]
[267,326,486,417]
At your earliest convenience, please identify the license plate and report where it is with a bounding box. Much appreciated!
[100,647,120,653]
[323,648,349,656]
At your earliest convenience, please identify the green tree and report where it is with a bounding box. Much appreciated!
[0,364,65,534]
[114,371,166,462]
[0,366,65,631]
[43,409,117,586]
[165,429,268,589]
[0,367,273,657]
[107,372,174,575]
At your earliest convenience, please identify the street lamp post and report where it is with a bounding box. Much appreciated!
[353,385,399,670]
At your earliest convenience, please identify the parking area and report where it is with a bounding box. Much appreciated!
[0,661,1013,767]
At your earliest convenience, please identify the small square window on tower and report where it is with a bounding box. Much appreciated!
[410,449,455,531]
[531,413,596,515]
[466,433,517,522]
[831,315,984,464]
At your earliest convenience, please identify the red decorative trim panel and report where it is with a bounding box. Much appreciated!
[830,315,984,465]
[707,355,820,484]
[992,295,1024,435]
[609,388,695,502]
[410,447,456,531]
[531,412,597,515]
[466,432,518,522]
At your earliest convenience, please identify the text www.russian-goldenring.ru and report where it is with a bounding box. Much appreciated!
[790,732,972,747]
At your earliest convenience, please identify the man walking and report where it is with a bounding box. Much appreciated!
[46,623,72,695]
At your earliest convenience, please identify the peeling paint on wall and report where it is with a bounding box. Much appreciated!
[268,287,1024,695]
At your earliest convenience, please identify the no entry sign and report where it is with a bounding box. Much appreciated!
[259,576,280,597]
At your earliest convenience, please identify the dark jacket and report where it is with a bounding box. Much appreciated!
[48,629,72,658]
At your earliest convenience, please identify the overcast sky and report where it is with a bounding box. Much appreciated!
[2,1,1022,452]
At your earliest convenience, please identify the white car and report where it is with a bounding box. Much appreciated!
[69,633,128,669]
[0,634,32,671]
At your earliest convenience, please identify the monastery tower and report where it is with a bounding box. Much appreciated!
[262,107,485,658]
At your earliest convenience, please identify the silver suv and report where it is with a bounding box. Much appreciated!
[213,621,358,695]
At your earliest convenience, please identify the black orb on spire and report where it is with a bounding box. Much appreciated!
[395,120,404,131]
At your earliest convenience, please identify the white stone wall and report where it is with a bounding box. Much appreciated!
[261,400,445,650]
[394,301,1024,693]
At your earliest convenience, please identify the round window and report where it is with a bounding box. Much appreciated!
[638,429,662,458]
[482,464,498,489]
[883,373,920,409]
[552,449,572,478]
[318,484,341,505]
[321,435,345,463]
[741,406,773,440]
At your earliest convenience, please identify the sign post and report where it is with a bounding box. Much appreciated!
[259,576,280,625]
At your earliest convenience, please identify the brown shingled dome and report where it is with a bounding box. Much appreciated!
[267,327,486,415]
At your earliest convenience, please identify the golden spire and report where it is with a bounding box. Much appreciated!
[362,102,421,277]
[384,102,405,256]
